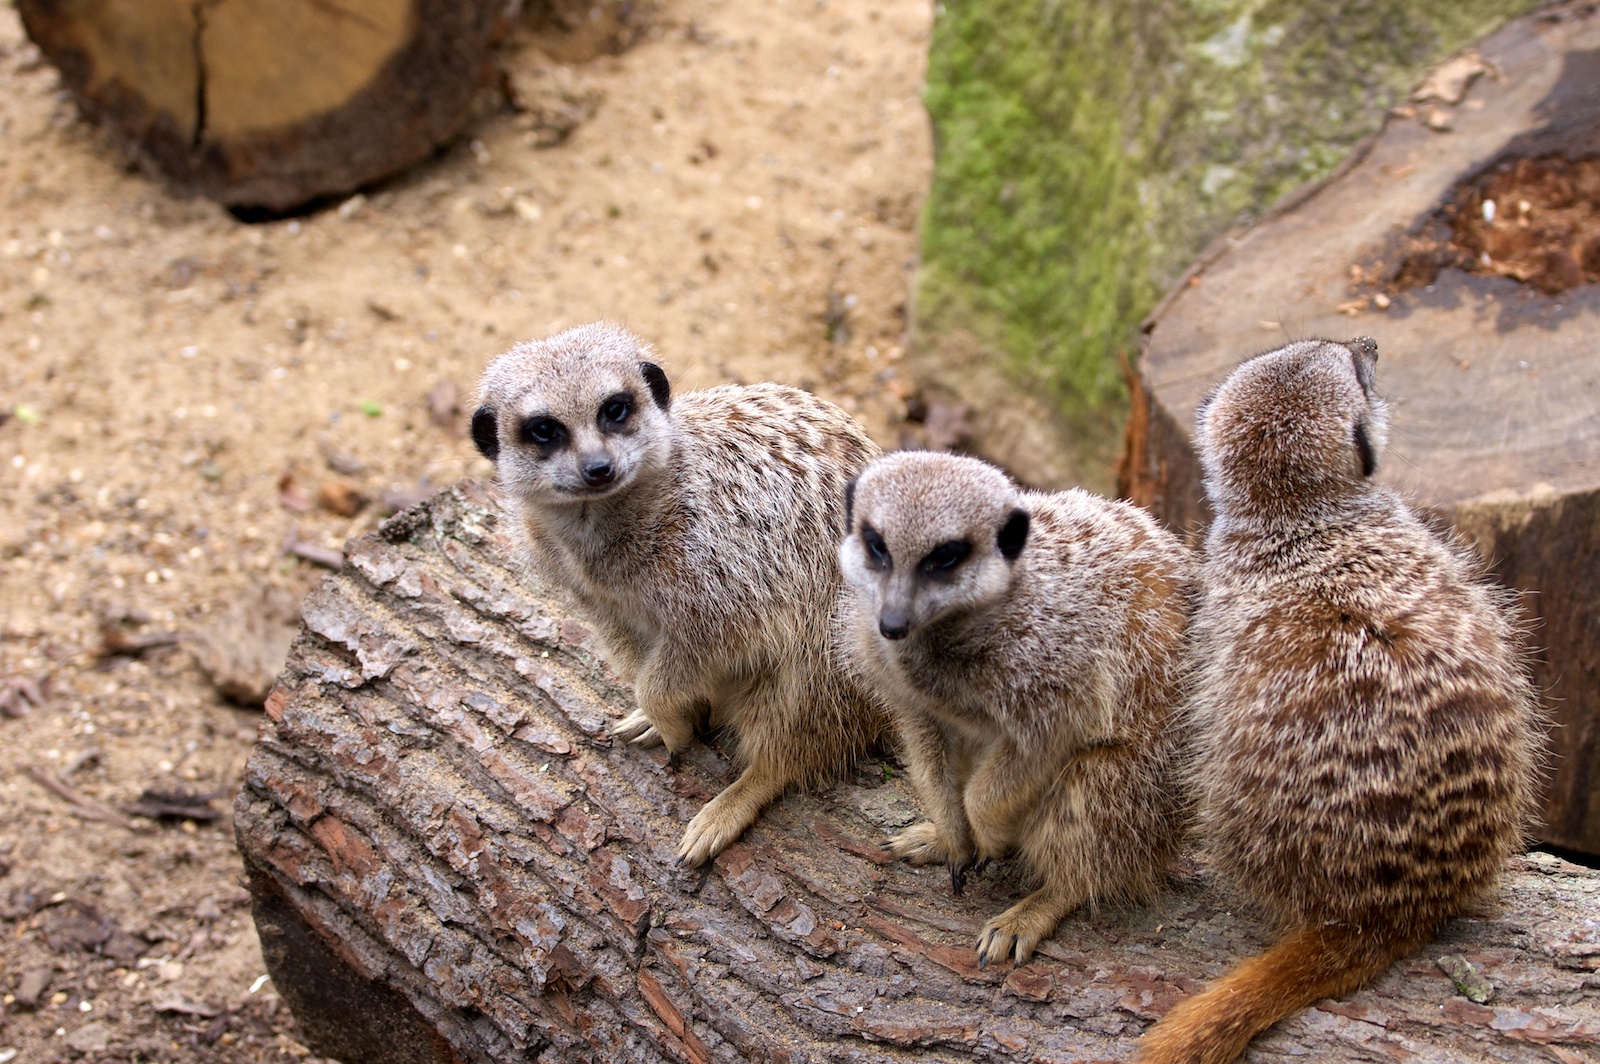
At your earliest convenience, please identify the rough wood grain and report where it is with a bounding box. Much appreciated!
[234,480,1600,1064]
[1125,4,1600,856]
[17,0,509,212]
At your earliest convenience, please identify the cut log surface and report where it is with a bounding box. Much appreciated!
[17,0,507,211]
[234,480,1600,1064]
[1126,5,1600,855]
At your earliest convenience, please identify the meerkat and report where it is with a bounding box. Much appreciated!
[1135,338,1544,1064]
[838,451,1197,967]
[473,322,885,867]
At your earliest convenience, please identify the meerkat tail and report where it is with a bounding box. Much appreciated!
[1135,922,1430,1064]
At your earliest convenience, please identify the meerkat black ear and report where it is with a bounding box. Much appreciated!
[471,405,500,462]
[843,476,858,528]
[997,508,1029,560]
[1353,420,1378,477]
[640,362,671,410]
[1347,336,1379,395]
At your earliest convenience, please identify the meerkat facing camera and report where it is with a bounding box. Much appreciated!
[839,451,1196,966]
[1135,338,1543,1064]
[474,323,886,866]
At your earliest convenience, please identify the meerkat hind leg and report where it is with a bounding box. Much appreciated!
[976,882,1084,968]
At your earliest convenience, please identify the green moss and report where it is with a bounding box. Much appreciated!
[917,0,1535,477]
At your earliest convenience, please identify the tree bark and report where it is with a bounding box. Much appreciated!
[235,480,1600,1064]
[17,0,510,213]
[1124,3,1600,859]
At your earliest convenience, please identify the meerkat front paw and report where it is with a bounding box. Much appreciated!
[676,789,759,868]
[612,709,664,747]
[974,887,1078,969]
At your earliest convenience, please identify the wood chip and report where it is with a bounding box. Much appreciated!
[1413,50,1489,106]
[126,787,223,823]
[150,992,222,1017]
[282,529,345,570]
[316,480,367,518]
[0,674,46,717]
[98,625,181,658]
[188,583,300,707]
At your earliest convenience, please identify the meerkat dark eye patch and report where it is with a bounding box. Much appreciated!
[997,508,1029,560]
[918,539,971,577]
[861,523,891,570]
[640,362,671,410]
[520,416,568,450]
[471,405,499,462]
[599,392,634,430]
[1353,420,1377,477]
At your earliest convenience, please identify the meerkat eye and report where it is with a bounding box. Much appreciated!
[861,524,891,570]
[599,393,634,428]
[521,416,567,448]
[918,539,971,577]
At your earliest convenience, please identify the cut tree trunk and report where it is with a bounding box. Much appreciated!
[234,480,1600,1064]
[16,0,511,212]
[1125,4,1600,858]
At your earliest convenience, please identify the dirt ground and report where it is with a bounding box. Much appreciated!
[0,0,932,1058]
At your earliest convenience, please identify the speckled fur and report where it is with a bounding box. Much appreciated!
[839,452,1196,966]
[1137,339,1544,1064]
[476,323,886,866]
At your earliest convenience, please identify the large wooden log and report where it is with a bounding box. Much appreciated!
[234,480,1600,1064]
[1124,4,1600,857]
[17,0,510,212]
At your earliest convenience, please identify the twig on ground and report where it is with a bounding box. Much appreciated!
[23,766,152,833]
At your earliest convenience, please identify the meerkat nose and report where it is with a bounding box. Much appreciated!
[879,610,910,640]
[581,459,616,487]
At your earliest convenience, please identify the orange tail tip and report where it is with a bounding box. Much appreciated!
[1135,922,1428,1064]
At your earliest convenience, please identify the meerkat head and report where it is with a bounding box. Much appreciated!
[1196,337,1390,520]
[839,452,1030,641]
[472,322,675,509]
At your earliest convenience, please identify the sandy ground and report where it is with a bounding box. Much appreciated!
[0,0,932,1058]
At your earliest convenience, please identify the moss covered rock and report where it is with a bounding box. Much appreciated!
[914,0,1536,489]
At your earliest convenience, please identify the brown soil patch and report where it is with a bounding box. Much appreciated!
[0,1,932,1059]
[1380,154,1600,295]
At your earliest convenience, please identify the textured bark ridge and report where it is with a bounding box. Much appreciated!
[1126,5,1600,857]
[17,0,508,212]
[234,480,1600,1064]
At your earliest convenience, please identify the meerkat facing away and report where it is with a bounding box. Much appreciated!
[839,451,1196,966]
[473,323,885,867]
[1136,338,1543,1064]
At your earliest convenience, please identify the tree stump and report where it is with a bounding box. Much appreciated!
[909,0,1535,492]
[234,480,1600,1064]
[1125,4,1600,858]
[17,0,510,212]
